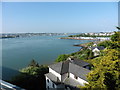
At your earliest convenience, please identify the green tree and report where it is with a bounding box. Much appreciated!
[11,61,48,90]
[76,49,94,60]
[111,32,120,42]
[55,54,70,62]
[79,49,120,90]
[98,40,112,48]
[116,26,120,30]
[110,27,120,50]
[28,59,39,67]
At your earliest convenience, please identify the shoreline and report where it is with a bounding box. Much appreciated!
[73,42,93,48]
[60,36,110,41]
[60,37,97,40]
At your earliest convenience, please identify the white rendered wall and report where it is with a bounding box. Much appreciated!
[46,76,57,89]
[69,73,88,86]
[77,77,88,86]
[92,48,100,56]
[46,76,65,89]
[49,67,61,81]
[69,73,75,79]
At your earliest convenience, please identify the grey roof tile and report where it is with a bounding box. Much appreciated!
[64,77,83,86]
[70,58,90,67]
[69,63,90,81]
[49,59,90,75]
[91,46,105,50]
[49,62,63,74]
[45,72,60,83]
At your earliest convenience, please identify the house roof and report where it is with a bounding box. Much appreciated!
[70,58,90,67]
[49,62,63,74]
[64,77,84,87]
[49,59,90,75]
[45,72,60,84]
[69,63,90,81]
[49,60,69,75]
[49,58,90,81]
[91,46,105,50]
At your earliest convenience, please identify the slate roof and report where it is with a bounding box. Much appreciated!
[46,58,91,87]
[69,63,90,81]
[49,62,63,74]
[61,60,69,74]
[45,72,60,83]
[64,77,84,86]
[91,46,105,50]
[49,60,69,75]
[70,58,90,67]
[49,59,90,75]
[49,58,90,81]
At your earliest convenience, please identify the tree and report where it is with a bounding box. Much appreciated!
[98,40,112,48]
[55,54,70,62]
[28,59,39,67]
[79,49,120,90]
[11,60,48,90]
[111,32,120,42]
[110,27,120,50]
[75,49,94,60]
[116,26,120,30]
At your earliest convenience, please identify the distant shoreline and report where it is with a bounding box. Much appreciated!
[60,36,110,41]
[60,37,96,40]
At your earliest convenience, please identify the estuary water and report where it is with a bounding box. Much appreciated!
[1,35,93,80]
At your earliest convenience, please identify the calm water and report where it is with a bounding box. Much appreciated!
[1,35,93,80]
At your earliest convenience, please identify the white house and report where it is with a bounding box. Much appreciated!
[45,57,91,90]
[90,46,105,56]
[93,43,97,47]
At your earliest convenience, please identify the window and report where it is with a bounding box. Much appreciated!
[74,75,78,79]
[47,79,49,83]
[52,83,55,88]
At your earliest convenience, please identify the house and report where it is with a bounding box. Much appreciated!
[45,57,91,90]
[90,46,105,56]
[93,43,97,47]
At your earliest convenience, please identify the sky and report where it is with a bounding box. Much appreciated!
[2,2,118,33]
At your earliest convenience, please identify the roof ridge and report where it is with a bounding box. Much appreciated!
[60,60,70,74]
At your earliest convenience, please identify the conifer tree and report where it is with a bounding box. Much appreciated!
[28,59,39,67]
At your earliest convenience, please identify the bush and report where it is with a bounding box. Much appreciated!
[55,54,70,62]
[98,40,112,48]
[10,60,48,90]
